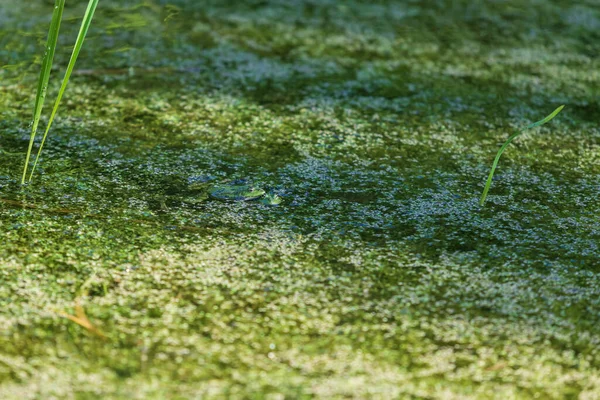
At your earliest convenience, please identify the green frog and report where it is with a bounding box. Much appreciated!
[208,183,266,201]
[155,178,278,209]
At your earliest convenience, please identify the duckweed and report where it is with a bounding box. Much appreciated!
[0,1,599,399]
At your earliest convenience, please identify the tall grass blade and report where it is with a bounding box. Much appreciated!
[479,105,565,206]
[21,0,65,184]
[29,0,99,182]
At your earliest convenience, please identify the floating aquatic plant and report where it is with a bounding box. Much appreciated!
[479,105,565,206]
[22,0,99,183]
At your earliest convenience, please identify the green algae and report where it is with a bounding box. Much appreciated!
[1,1,600,399]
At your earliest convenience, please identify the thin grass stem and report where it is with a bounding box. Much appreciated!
[21,0,65,184]
[28,0,99,182]
[479,105,565,206]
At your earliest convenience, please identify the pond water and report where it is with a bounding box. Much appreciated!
[1,1,599,398]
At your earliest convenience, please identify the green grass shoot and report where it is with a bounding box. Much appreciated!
[21,0,65,184]
[25,0,99,182]
[479,105,565,206]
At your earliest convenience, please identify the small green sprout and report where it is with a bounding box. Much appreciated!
[479,105,565,206]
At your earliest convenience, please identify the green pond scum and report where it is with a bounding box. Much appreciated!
[0,0,599,399]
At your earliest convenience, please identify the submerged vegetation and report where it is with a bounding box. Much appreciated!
[0,0,599,398]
